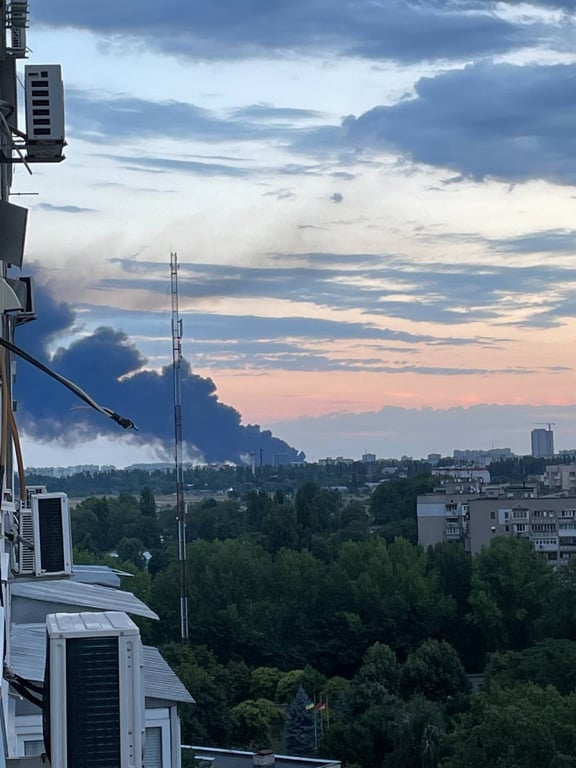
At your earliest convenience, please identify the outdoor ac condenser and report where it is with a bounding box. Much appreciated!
[31,492,72,576]
[44,611,144,768]
[24,64,65,161]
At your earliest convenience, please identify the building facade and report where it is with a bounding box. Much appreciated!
[417,489,576,564]
[531,428,555,458]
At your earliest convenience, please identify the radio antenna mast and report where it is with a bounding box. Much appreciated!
[171,251,189,643]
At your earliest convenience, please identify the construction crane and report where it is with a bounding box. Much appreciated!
[171,251,189,643]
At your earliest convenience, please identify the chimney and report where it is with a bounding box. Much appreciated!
[253,751,275,768]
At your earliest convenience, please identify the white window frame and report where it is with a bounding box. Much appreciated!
[145,708,171,768]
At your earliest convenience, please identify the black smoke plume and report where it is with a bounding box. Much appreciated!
[14,283,305,465]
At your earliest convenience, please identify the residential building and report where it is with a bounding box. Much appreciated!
[531,428,554,458]
[544,464,576,492]
[417,487,576,565]
[452,448,513,465]
[432,467,490,484]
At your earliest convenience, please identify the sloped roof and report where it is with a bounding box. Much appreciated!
[10,580,158,620]
[9,624,194,704]
[71,565,129,588]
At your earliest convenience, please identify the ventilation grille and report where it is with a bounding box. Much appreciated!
[37,497,65,573]
[66,637,120,768]
[18,508,34,572]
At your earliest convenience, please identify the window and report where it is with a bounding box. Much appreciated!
[144,709,171,768]
[490,511,496,520]
[24,741,44,757]
[144,727,162,768]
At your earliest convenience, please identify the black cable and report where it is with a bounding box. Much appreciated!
[0,336,137,431]
[9,679,43,709]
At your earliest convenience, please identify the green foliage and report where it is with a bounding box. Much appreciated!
[230,698,284,749]
[470,537,553,650]
[251,667,283,700]
[445,684,576,768]
[485,639,576,696]
[398,639,470,702]
[369,476,435,525]
[139,487,156,517]
[386,697,447,768]
[353,643,400,703]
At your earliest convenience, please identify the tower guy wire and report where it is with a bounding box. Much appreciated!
[171,250,189,643]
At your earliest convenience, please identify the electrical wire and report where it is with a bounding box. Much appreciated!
[8,400,26,502]
[0,350,9,487]
[0,336,137,431]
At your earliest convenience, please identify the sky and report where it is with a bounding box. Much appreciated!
[10,0,576,465]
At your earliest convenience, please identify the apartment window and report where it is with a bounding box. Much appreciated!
[505,525,509,532]
[490,511,496,520]
[515,524,526,533]
[446,503,457,512]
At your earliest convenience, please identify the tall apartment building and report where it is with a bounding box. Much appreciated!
[417,489,576,565]
[531,428,554,458]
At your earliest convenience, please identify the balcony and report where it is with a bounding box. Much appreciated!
[445,526,462,540]
[558,527,576,537]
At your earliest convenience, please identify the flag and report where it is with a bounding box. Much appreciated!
[315,703,327,711]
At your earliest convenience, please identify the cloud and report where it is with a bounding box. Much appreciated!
[33,0,548,63]
[66,90,303,145]
[102,254,576,327]
[14,283,304,464]
[271,403,576,461]
[36,203,96,214]
[305,61,576,185]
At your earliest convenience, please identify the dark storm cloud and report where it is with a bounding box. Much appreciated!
[104,255,576,327]
[309,62,576,185]
[32,0,546,63]
[15,284,303,464]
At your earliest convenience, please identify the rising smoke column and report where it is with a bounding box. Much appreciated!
[13,283,305,465]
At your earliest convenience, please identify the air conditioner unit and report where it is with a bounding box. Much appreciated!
[44,611,144,768]
[31,492,72,576]
[25,484,47,508]
[24,64,65,161]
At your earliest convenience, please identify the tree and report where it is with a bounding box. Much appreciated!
[445,684,576,768]
[353,642,400,702]
[485,639,576,696]
[285,685,316,756]
[230,698,284,749]
[139,487,156,517]
[385,697,447,768]
[369,476,435,525]
[398,639,469,702]
[251,667,283,700]
[116,537,146,569]
[469,537,553,650]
